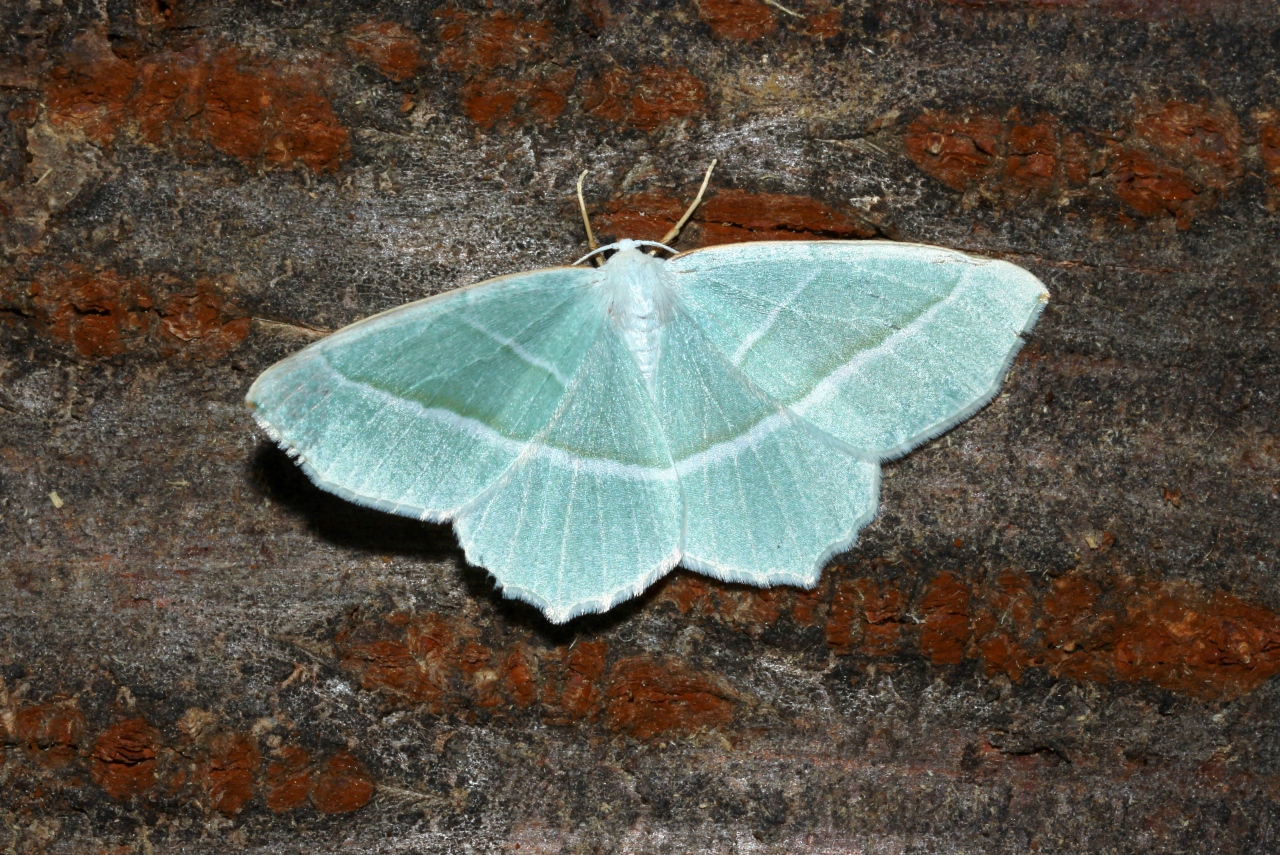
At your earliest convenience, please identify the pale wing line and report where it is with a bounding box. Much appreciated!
[456,308,573,386]
[673,243,969,278]
[342,323,480,501]
[689,257,959,327]
[791,281,971,416]
[323,324,497,496]
[791,266,1029,396]
[672,305,872,583]
[364,287,581,391]
[701,275,945,407]
[699,312,822,572]
[678,253,946,315]
[690,269,948,391]
[302,316,462,488]
[293,348,806,484]
[826,279,1015,402]
[470,323,682,622]
[672,412,790,476]
[730,260,821,365]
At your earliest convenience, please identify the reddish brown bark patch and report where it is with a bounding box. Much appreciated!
[502,646,539,708]
[698,189,876,244]
[918,573,971,666]
[345,21,424,82]
[336,611,552,714]
[560,640,608,721]
[45,32,139,144]
[1038,575,1115,683]
[265,745,313,813]
[971,572,1036,682]
[583,67,706,131]
[697,0,778,41]
[13,702,86,748]
[905,111,1002,191]
[12,701,86,769]
[792,579,829,627]
[200,50,348,173]
[12,268,248,361]
[597,188,872,246]
[460,79,519,129]
[903,110,1093,200]
[595,191,686,244]
[435,9,553,73]
[1107,101,1241,228]
[1131,101,1241,180]
[203,731,260,816]
[973,572,1280,698]
[825,579,863,654]
[460,69,575,130]
[648,573,795,631]
[339,635,449,710]
[90,718,161,800]
[46,35,348,173]
[434,9,567,130]
[604,657,736,739]
[154,284,251,359]
[310,750,374,814]
[903,103,1244,226]
[807,12,842,40]
[1260,116,1280,211]
[1108,148,1199,227]
[28,268,154,359]
[855,579,907,656]
[129,50,209,158]
[1102,583,1280,699]
[336,610,607,718]
[1004,121,1061,192]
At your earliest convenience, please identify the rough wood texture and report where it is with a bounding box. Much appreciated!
[2,1,1279,852]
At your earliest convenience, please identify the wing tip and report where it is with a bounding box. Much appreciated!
[865,269,1048,464]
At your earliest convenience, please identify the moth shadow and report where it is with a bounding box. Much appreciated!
[251,442,461,562]
[252,442,652,637]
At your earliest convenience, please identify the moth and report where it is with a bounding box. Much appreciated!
[248,163,1048,622]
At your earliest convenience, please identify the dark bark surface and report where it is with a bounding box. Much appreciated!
[2,1,1279,852]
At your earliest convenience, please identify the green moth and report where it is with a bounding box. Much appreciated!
[247,166,1048,623]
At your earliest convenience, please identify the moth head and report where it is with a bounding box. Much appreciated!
[573,238,676,267]
[592,240,677,325]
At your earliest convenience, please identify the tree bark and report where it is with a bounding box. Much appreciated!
[2,0,1278,851]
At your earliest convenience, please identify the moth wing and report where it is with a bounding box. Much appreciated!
[246,266,602,521]
[656,308,880,586]
[453,321,682,624]
[666,241,1049,459]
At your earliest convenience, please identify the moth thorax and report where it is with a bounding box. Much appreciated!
[599,247,674,390]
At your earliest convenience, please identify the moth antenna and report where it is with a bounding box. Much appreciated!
[576,169,602,267]
[658,159,718,248]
